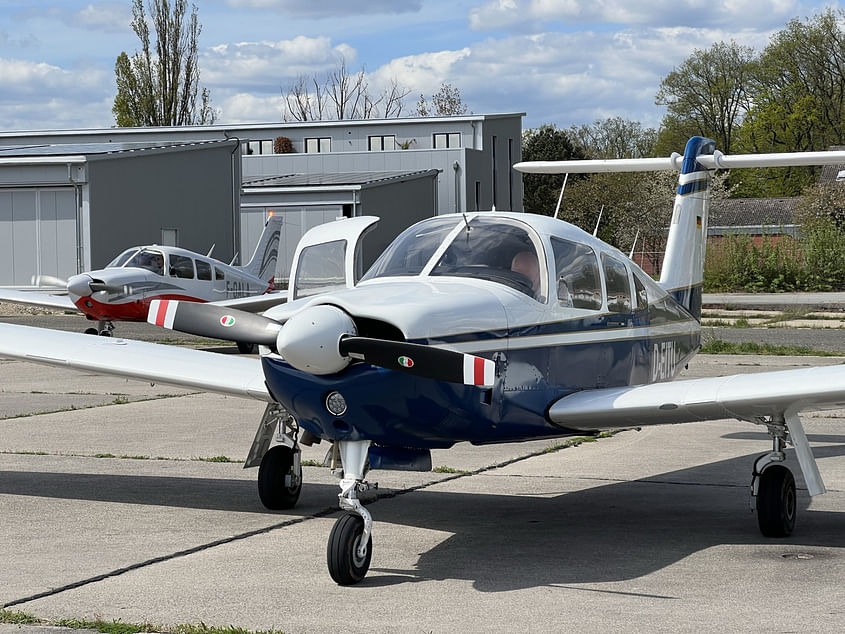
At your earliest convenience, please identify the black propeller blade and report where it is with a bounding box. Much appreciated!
[339,337,495,387]
[147,299,280,345]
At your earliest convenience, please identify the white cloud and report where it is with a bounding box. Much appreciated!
[202,36,357,90]
[225,0,422,17]
[469,0,805,31]
[72,2,130,33]
[217,92,283,123]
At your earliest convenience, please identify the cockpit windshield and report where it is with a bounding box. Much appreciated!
[361,217,460,280]
[363,215,545,300]
[106,248,139,268]
[124,249,165,275]
[430,217,544,299]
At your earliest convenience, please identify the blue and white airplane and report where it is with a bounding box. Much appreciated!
[2,137,845,586]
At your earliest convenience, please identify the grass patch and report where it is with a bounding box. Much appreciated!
[194,455,237,463]
[0,608,39,624]
[300,459,323,467]
[433,465,470,474]
[1,611,284,634]
[700,339,841,356]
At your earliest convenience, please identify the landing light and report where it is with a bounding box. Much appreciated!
[326,391,347,416]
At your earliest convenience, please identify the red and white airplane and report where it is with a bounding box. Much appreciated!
[1,138,845,585]
[0,214,284,345]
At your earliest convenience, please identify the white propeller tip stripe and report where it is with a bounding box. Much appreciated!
[463,354,496,388]
[147,299,178,330]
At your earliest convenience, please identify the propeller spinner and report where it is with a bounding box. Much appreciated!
[147,299,496,387]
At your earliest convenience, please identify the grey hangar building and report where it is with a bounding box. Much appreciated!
[0,113,524,287]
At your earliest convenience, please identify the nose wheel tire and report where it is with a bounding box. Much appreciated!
[236,341,257,354]
[257,445,302,510]
[327,512,372,585]
[756,465,796,537]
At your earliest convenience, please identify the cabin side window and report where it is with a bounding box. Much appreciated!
[632,270,649,310]
[215,266,225,281]
[169,254,195,279]
[125,249,164,275]
[601,254,632,313]
[196,260,212,281]
[550,237,601,310]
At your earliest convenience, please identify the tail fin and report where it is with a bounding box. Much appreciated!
[240,214,283,282]
[658,137,715,320]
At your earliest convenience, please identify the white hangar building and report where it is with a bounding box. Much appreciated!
[0,113,524,285]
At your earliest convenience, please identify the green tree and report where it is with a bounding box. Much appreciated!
[520,125,586,216]
[113,0,215,127]
[736,9,845,195]
[655,40,756,156]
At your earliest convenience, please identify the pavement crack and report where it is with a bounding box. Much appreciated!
[2,505,339,610]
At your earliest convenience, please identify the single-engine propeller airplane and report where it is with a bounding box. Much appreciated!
[2,137,845,586]
[0,214,283,348]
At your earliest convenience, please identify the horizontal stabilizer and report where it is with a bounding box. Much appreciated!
[514,149,845,174]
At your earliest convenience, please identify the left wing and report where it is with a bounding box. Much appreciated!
[549,365,845,430]
[211,290,287,313]
[0,323,271,401]
[0,288,78,312]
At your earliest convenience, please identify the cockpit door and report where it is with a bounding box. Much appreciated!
[288,216,379,302]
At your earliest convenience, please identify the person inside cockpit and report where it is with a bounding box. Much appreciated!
[510,251,540,295]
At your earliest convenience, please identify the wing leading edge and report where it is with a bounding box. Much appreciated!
[0,323,271,402]
[549,364,845,431]
[0,288,78,312]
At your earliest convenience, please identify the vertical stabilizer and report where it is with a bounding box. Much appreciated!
[658,137,715,320]
[239,214,283,282]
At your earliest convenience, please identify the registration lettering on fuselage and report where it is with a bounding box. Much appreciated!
[652,340,680,381]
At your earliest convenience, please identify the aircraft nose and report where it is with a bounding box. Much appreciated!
[66,274,94,298]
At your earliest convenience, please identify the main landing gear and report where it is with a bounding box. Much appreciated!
[246,403,302,510]
[750,413,825,537]
[84,320,114,337]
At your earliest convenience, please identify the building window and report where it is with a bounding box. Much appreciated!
[305,137,331,153]
[244,140,273,155]
[433,132,461,149]
[368,135,395,151]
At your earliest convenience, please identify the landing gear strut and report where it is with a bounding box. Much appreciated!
[327,440,373,585]
[751,413,825,537]
[246,404,302,510]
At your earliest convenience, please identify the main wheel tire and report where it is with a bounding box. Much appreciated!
[236,341,257,354]
[84,327,98,335]
[756,465,796,537]
[327,512,372,585]
[257,445,302,510]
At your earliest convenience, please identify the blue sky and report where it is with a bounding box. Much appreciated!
[0,0,838,132]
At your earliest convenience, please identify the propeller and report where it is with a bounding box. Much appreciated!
[147,299,495,387]
[31,274,68,289]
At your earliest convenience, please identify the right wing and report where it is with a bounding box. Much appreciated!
[0,288,78,312]
[0,323,271,402]
[548,364,845,430]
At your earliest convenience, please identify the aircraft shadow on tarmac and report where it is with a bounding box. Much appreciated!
[3,443,845,593]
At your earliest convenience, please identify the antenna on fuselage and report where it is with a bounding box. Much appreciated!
[229,252,239,266]
[554,173,569,219]
[592,205,604,237]
[629,229,639,259]
[206,244,215,258]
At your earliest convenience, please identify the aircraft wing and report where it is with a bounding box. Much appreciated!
[0,323,271,402]
[549,364,845,431]
[0,288,78,312]
[211,291,287,313]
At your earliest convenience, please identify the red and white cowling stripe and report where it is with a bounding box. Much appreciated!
[463,354,495,387]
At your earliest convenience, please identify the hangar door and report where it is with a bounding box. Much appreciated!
[0,188,77,286]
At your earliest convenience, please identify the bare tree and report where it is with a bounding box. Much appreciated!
[113,0,214,127]
[283,57,410,121]
[416,83,468,117]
